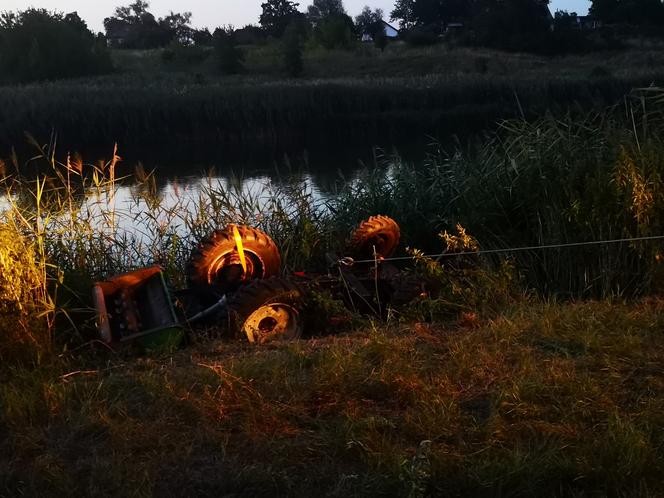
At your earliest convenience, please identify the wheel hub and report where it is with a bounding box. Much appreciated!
[243,303,301,344]
[208,251,263,286]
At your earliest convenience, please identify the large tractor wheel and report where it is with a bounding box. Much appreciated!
[347,215,400,259]
[187,225,281,291]
[227,277,305,344]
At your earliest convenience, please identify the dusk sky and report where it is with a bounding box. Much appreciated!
[2,0,591,32]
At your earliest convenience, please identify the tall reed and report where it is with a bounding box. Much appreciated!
[330,89,664,297]
[0,71,660,150]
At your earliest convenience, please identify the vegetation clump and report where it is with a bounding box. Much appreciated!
[0,9,112,83]
[214,27,244,75]
[0,221,51,363]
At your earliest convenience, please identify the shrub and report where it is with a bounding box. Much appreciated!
[405,25,439,46]
[0,9,112,83]
[315,14,355,49]
[161,42,210,67]
[214,27,244,75]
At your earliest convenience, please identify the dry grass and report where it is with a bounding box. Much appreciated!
[1,298,663,496]
[0,221,52,363]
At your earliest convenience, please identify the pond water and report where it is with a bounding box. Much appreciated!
[3,140,422,252]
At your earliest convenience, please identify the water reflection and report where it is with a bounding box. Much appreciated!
[0,142,412,253]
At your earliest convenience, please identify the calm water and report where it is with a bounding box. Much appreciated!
[7,141,423,243]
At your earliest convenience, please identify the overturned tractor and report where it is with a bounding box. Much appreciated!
[93,215,427,349]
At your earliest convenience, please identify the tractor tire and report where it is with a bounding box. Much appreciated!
[227,277,305,344]
[348,215,400,259]
[187,225,281,291]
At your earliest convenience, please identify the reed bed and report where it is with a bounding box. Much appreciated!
[0,71,660,150]
[332,88,664,298]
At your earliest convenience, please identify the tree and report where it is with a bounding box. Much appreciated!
[473,0,552,51]
[214,27,244,74]
[315,14,355,48]
[260,0,303,37]
[0,9,112,83]
[390,0,416,29]
[355,6,384,38]
[282,22,303,76]
[103,1,193,48]
[409,0,475,29]
[192,28,213,46]
[589,0,664,25]
[307,0,346,24]
[234,25,268,44]
[307,0,354,48]
[553,10,578,30]
[159,11,193,44]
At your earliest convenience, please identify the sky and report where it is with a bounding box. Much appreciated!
[2,0,591,32]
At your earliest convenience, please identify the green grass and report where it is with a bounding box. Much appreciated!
[1,298,663,496]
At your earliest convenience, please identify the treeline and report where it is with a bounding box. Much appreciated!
[391,0,608,54]
[0,10,112,83]
[2,0,664,84]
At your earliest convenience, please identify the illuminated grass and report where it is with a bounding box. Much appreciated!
[1,299,663,496]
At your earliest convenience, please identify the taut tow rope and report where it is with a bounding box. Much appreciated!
[347,234,664,266]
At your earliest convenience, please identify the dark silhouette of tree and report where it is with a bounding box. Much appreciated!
[553,9,578,29]
[0,8,112,83]
[390,0,416,29]
[315,14,355,48]
[260,0,303,37]
[307,0,354,48]
[104,1,193,48]
[234,25,268,44]
[191,27,213,46]
[473,0,552,51]
[391,0,476,31]
[589,0,664,25]
[160,11,193,43]
[214,27,244,74]
[355,6,384,38]
[307,0,346,23]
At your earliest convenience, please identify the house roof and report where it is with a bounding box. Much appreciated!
[381,20,400,33]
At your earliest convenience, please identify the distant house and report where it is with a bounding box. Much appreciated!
[361,21,400,42]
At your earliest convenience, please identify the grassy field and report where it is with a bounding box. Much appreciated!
[118,41,664,81]
[1,298,663,496]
